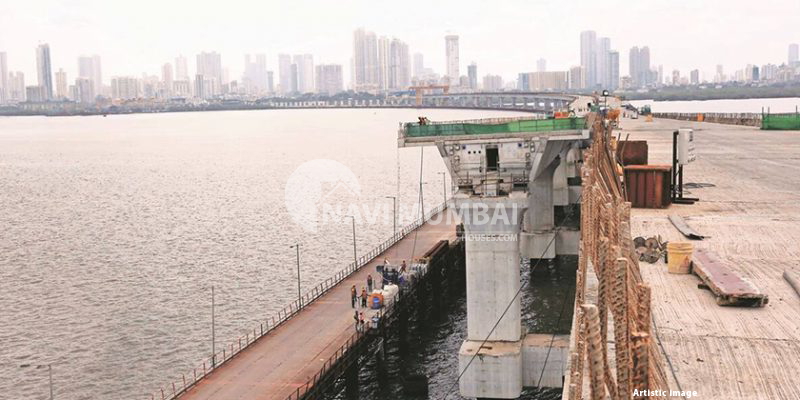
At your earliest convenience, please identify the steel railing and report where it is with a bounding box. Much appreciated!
[149,201,449,400]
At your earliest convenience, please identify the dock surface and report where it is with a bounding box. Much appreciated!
[179,209,457,400]
[622,117,800,399]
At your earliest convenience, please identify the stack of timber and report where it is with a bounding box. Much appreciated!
[566,115,669,400]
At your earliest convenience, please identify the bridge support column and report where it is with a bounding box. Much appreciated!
[521,161,557,260]
[457,195,526,399]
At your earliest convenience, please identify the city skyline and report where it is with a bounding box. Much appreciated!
[1,0,799,85]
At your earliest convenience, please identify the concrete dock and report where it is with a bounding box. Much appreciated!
[620,117,800,399]
[177,209,458,400]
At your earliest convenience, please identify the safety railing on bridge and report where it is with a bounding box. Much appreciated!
[402,116,586,138]
[149,201,450,400]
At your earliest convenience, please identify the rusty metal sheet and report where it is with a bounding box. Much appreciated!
[623,165,672,209]
[617,140,649,165]
[668,215,705,240]
[692,248,768,307]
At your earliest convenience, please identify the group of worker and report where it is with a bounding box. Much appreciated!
[350,278,372,309]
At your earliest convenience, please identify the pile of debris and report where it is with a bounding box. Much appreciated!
[634,235,668,264]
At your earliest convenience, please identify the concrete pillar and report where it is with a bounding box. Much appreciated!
[456,195,526,399]
[521,159,558,260]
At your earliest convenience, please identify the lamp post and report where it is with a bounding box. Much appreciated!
[385,196,397,233]
[438,172,448,207]
[211,285,215,368]
[345,216,357,267]
[290,244,301,307]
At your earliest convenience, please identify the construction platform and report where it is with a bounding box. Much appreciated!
[621,117,800,399]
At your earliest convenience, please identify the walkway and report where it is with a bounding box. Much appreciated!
[179,209,458,400]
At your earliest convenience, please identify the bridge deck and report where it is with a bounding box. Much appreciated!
[623,117,800,399]
[179,209,458,400]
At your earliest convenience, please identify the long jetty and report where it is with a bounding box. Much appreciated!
[150,203,458,400]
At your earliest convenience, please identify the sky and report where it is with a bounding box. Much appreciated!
[1,0,799,86]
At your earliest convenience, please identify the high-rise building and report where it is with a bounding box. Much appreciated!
[111,76,140,99]
[8,71,25,101]
[293,54,314,93]
[77,55,102,97]
[75,77,95,104]
[242,54,269,95]
[568,66,585,90]
[789,44,799,66]
[690,69,700,85]
[596,37,611,88]
[519,71,568,91]
[352,28,379,92]
[175,55,188,80]
[482,74,503,91]
[608,51,619,90]
[377,37,409,91]
[671,70,680,86]
[55,68,68,99]
[196,51,222,95]
[161,63,173,97]
[315,64,343,95]
[0,52,8,103]
[629,46,652,88]
[278,54,292,94]
[580,31,597,89]
[36,43,54,100]
[413,53,424,78]
[377,37,390,91]
[467,63,477,90]
[445,35,460,84]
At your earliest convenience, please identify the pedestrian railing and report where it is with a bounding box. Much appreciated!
[149,201,449,400]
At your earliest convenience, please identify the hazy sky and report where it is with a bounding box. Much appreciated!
[1,0,798,85]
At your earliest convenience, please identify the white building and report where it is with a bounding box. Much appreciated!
[111,76,140,100]
[0,52,8,103]
[55,68,68,100]
[445,35,460,84]
[196,51,222,95]
[352,28,379,93]
[78,55,102,97]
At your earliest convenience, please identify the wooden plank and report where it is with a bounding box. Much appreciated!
[692,248,769,307]
[668,215,705,240]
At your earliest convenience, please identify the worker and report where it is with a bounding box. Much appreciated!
[400,260,407,274]
[367,274,373,292]
[359,312,366,332]
[361,287,368,308]
[354,310,359,332]
[350,285,357,308]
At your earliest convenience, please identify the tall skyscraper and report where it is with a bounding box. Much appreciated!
[690,69,700,85]
[315,64,343,95]
[352,28,379,92]
[292,54,314,93]
[243,54,269,95]
[467,63,477,90]
[55,68,67,99]
[596,37,612,88]
[196,51,222,95]
[536,58,546,73]
[162,63,173,97]
[629,46,652,88]
[413,53,424,78]
[278,54,292,94]
[378,37,390,91]
[445,35,460,84]
[0,52,7,103]
[78,55,102,97]
[175,55,188,80]
[568,66,585,90]
[580,31,597,89]
[790,44,799,66]
[608,51,619,90]
[36,43,54,100]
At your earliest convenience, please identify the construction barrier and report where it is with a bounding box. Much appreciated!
[762,112,800,130]
[403,116,586,137]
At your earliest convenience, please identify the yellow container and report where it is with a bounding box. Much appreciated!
[667,242,693,274]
